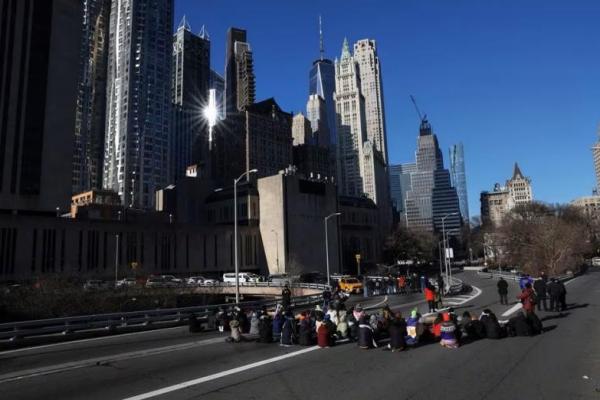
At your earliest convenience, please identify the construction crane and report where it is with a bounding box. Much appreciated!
[409,95,426,123]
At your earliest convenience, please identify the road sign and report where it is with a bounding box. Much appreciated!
[355,254,361,262]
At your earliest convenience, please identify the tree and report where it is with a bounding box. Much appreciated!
[383,226,437,265]
[500,202,590,276]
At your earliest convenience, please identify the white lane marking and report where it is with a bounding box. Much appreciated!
[364,296,388,310]
[122,346,320,400]
[0,326,185,356]
[0,337,226,383]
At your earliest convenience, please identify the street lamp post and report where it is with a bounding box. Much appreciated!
[441,212,459,292]
[324,212,341,287]
[271,229,279,273]
[234,169,258,304]
[115,233,120,286]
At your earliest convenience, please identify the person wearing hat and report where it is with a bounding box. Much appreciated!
[281,284,292,310]
[317,314,332,347]
[298,312,313,345]
[280,310,297,347]
[439,312,459,348]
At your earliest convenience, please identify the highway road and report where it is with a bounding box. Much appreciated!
[1,270,599,400]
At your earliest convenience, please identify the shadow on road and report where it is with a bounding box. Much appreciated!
[541,313,570,322]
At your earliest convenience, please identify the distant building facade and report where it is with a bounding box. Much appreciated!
[73,0,111,194]
[506,163,532,205]
[480,163,533,227]
[103,0,173,209]
[571,195,600,220]
[449,143,469,224]
[209,69,225,119]
[0,0,82,213]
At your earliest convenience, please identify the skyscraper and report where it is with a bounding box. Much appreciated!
[334,39,366,197]
[171,17,210,182]
[73,0,110,195]
[449,142,469,223]
[309,18,337,149]
[104,0,173,208]
[306,94,330,147]
[404,119,462,235]
[210,69,225,120]
[389,163,416,214]
[224,28,255,115]
[0,0,82,213]
[353,39,388,163]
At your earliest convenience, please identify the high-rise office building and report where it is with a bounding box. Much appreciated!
[353,39,388,163]
[306,94,330,148]
[292,113,313,146]
[404,119,462,235]
[103,0,173,208]
[334,39,366,197]
[224,28,255,115]
[0,0,82,213]
[292,112,332,180]
[309,18,337,149]
[171,17,210,182]
[389,163,416,214]
[73,0,110,195]
[449,142,469,223]
[210,69,225,120]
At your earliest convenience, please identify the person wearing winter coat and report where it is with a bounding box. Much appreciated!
[358,316,377,349]
[258,314,273,343]
[517,283,536,315]
[347,311,358,341]
[353,305,365,322]
[497,277,509,305]
[424,284,436,313]
[317,317,331,348]
[481,310,504,339]
[326,305,338,326]
[281,285,292,310]
[280,311,297,347]
[298,314,313,345]
[249,312,260,336]
[387,313,407,351]
[506,312,532,336]
[439,312,459,348]
[405,309,421,346]
[461,311,485,340]
[272,311,284,339]
[558,280,567,311]
[336,309,349,339]
[533,276,549,311]
[228,319,242,343]
[547,278,562,312]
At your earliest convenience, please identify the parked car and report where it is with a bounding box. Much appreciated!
[222,272,260,283]
[160,275,183,284]
[268,274,292,285]
[83,279,108,290]
[186,276,218,286]
[115,277,137,288]
[146,276,178,289]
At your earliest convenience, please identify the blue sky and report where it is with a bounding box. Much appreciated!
[176,0,600,218]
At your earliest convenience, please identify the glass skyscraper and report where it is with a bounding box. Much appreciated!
[449,142,470,223]
[309,59,337,148]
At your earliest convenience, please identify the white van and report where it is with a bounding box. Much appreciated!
[222,272,260,283]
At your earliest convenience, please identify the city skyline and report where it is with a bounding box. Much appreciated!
[176,0,600,217]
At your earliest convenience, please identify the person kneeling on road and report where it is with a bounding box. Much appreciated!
[358,315,378,349]
[387,312,407,352]
[227,318,243,343]
[480,309,505,339]
[405,309,421,346]
[440,312,459,348]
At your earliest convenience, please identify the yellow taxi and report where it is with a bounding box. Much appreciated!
[339,277,363,294]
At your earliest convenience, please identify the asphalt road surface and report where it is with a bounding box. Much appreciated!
[1,270,599,400]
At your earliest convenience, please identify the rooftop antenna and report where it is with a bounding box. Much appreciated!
[319,15,324,60]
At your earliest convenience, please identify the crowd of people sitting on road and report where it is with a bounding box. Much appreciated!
[198,274,559,350]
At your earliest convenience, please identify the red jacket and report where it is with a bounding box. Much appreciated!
[517,287,535,312]
[425,287,435,301]
[317,324,330,347]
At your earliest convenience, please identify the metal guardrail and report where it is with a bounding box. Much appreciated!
[0,283,328,342]
[476,270,573,282]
